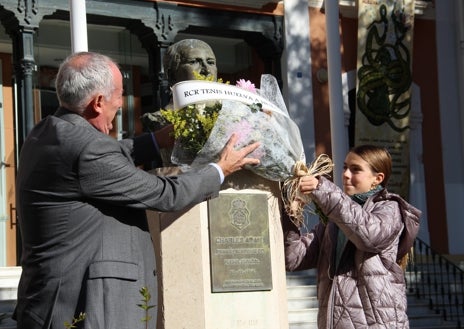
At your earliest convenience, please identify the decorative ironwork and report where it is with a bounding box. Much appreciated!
[405,238,464,328]
[154,8,174,41]
[16,0,39,25]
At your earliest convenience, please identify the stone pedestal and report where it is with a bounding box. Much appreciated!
[147,170,289,329]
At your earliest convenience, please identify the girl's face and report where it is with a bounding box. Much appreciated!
[342,152,384,195]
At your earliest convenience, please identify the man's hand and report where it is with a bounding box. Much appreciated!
[216,134,260,177]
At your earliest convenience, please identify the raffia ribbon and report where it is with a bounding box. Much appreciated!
[281,154,334,227]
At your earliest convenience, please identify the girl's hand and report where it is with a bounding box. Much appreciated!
[299,175,320,194]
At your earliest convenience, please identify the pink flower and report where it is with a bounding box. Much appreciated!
[226,119,253,145]
[226,119,264,160]
[236,79,257,93]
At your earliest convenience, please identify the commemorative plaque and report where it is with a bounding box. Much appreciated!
[208,192,272,292]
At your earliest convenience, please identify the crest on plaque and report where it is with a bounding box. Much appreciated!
[229,198,250,231]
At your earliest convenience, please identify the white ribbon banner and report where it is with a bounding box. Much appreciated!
[171,80,288,117]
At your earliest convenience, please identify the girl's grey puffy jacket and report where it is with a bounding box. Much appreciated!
[284,177,421,329]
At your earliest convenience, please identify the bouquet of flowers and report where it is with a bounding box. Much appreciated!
[159,73,224,165]
[162,74,306,182]
[155,73,335,226]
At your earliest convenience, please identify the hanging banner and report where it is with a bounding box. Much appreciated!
[355,0,415,198]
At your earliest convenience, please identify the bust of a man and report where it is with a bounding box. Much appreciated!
[163,39,218,88]
[142,39,218,166]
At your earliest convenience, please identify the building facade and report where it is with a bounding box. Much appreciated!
[0,0,462,268]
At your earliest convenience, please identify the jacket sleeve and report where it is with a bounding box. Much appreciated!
[283,211,325,271]
[310,177,404,254]
[79,134,220,212]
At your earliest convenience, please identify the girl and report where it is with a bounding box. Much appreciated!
[284,145,421,328]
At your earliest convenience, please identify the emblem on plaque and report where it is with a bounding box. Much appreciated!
[228,198,250,231]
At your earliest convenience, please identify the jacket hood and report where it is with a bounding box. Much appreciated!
[375,190,422,261]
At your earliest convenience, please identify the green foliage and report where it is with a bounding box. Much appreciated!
[161,102,222,157]
[137,286,156,327]
[160,71,226,158]
[192,70,225,84]
[248,102,263,113]
[64,312,86,329]
[61,286,155,329]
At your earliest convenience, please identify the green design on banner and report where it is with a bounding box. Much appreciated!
[355,0,416,198]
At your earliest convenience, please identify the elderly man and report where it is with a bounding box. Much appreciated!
[14,51,259,329]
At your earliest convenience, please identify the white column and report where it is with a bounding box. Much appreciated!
[282,0,316,161]
[409,84,429,244]
[70,0,88,53]
[436,0,464,254]
[341,71,355,144]
[325,0,348,186]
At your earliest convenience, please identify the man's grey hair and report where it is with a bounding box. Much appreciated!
[55,52,117,114]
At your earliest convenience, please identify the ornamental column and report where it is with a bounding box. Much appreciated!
[12,29,36,149]
[1,0,56,150]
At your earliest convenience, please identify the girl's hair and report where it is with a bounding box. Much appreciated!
[350,145,413,271]
[350,145,392,187]
[55,52,117,114]
[351,145,410,269]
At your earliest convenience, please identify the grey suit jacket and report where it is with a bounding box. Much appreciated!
[14,108,221,329]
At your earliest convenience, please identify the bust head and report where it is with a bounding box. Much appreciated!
[163,39,217,86]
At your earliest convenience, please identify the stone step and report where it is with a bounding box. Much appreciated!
[408,312,459,328]
[285,266,464,329]
[286,275,317,286]
[289,321,318,329]
[286,285,317,298]
[407,292,464,313]
[406,273,464,294]
[0,321,16,329]
[0,300,15,314]
[0,300,16,329]
[0,267,20,301]
[286,270,317,285]
[287,296,319,310]
[288,308,318,323]
[406,297,433,314]
[0,267,20,329]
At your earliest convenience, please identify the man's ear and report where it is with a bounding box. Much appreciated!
[83,95,103,119]
[91,94,104,114]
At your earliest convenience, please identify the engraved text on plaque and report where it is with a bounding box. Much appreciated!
[208,193,272,292]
